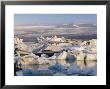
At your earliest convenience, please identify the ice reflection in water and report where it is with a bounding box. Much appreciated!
[19,60,96,76]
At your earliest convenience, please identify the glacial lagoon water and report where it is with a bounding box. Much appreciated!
[15,35,97,76]
[17,60,97,76]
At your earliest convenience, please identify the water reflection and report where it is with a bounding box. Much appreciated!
[17,60,97,76]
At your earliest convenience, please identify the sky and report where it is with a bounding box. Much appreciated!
[14,14,97,25]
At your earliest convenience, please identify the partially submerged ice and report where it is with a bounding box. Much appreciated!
[14,36,97,76]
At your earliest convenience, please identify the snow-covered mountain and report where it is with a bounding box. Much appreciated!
[15,23,97,37]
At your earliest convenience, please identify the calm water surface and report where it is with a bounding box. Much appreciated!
[17,60,97,76]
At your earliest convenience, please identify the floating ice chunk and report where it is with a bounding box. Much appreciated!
[35,56,51,64]
[48,55,56,60]
[41,54,48,58]
[76,51,85,61]
[57,51,68,65]
[14,56,22,62]
[66,53,76,63]
[50,35,63,42]
[86,54,97,61]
